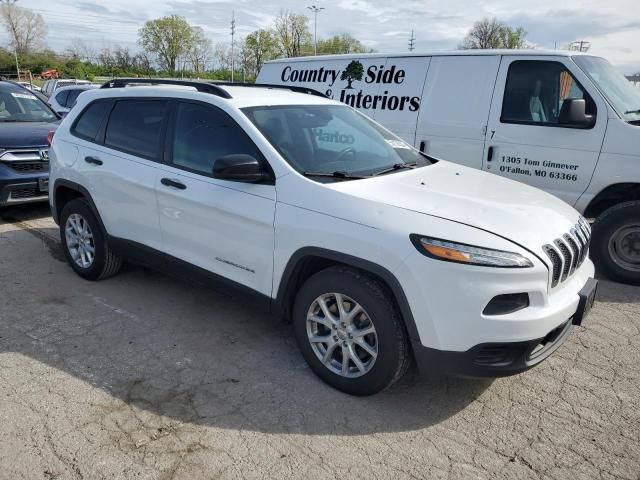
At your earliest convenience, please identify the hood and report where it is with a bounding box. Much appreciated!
[0,121,59,149]
[331,161,581,256]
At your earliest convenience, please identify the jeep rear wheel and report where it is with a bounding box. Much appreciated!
[60,199,122,281]
[293,266,410,396]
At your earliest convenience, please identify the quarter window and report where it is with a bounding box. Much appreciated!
[55,90,69,108]
[501,61,595,126]
[105,100,168,160]
[71,100,112,141]
[171,101,261,175]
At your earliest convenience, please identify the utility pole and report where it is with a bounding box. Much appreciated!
[230,11,236,81]
[307,5,325,56]
[408,30,416,52]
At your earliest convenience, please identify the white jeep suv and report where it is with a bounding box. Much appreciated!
[49,79,597,395]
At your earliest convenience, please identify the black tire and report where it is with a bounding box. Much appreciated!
[292,266,410,396]
[59,198,122,281]
[591,201,640,285]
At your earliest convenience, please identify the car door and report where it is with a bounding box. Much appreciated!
[155,100,276,296]
[482,56,607,205]
[71,98,165,251]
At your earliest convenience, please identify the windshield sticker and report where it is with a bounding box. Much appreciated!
[386,139,411,149]
[11,92,37,100]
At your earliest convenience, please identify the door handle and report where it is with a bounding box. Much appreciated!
[487,146,494,162]
[161,178,187,190]
[84,156,103,166]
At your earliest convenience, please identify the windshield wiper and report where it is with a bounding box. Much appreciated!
[372,162,417,176]
[302,170,368,180]
[624,109,640,114]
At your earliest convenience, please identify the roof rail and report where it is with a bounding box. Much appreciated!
[214,82,327,98]
[100,78,232,99]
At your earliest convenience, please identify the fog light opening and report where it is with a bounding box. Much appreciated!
[483,293,530,316]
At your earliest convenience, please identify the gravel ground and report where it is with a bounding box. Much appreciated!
[0,204,639,480]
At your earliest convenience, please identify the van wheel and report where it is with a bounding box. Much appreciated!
[591,201,640,285]
[292,266,410,396]
[60,198,122,281]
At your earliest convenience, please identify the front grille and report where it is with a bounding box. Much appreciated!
[10,187,41,200]
[3,161,49,173]
[543,218,591,288]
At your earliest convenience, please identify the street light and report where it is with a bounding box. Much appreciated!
[307,5,325,56]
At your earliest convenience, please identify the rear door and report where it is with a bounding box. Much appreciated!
[415,55,500,168]
[482,56,607,205]
[71,98,165,250]
[154,100,276,296]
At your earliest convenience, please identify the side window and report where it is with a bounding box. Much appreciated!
[105,100,168,160]
[71,100,113,141]
[55,90,69,108]
[171,101,261,175]
[501,61,594,126]
[65,89,81,108]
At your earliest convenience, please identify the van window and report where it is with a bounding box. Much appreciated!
[501,61,594,126]
[72,100,113,141]
[105,100,168,160]
[171,101,261,175]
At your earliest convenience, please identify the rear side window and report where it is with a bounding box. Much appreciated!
[105,100,168,160]
[55,90,68,107]
[65,89,82,108]
[72,100,112,141]
[171,101,261,175]
[501,61,595,126]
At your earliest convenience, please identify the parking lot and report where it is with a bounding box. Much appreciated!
[0,204,638,480]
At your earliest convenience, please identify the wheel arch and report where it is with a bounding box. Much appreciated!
[274,247,421,342]
[584,183,640,219]
[53,179,107,235]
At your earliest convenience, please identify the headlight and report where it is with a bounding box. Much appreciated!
[410,235,533,268]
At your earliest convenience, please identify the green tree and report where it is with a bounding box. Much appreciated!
[274,11,312,58]
[341,60,364,89]
[244,29,278,76]
[316,34,371,55]
[138,15,193,73]
[460,18,527,49]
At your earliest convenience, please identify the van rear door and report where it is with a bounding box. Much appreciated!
[482,55,607,205]
[415,55,500,169]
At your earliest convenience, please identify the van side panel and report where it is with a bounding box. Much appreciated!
[415,55,500,168]
[257,56,431,144]
[372,57,430,144]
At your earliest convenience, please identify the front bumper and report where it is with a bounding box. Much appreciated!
[412,318,574,377]
[0,167,48,206]
[411,276,598,377]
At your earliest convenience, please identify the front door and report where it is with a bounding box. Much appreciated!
[155,100,276,296]
[483,56,607,205]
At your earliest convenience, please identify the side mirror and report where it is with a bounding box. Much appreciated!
[212,154,272,183]
[559,98,595,128]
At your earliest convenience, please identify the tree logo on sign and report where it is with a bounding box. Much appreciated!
[340,60,364,89]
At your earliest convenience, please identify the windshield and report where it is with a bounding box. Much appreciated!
[0,88,57,122]
[242,104,431,180]
[573,56,640,123]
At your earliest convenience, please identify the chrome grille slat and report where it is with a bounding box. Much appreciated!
[544,218,591,288]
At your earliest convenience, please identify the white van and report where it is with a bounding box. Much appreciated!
[258,50,640,285]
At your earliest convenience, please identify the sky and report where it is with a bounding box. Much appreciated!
[4,0,640,73]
